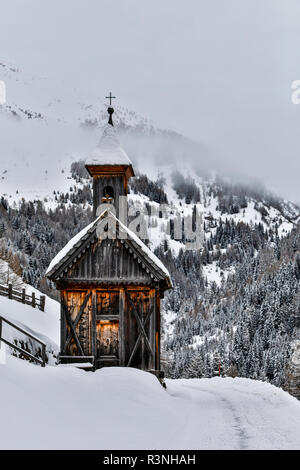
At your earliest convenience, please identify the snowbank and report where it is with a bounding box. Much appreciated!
[0,357,182,450]
[1,356,300,450]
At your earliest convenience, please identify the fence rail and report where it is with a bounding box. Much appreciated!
[0,284,45,311]
[0,315,46,367]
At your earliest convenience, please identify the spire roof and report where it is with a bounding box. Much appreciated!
[86,124,132,166]
[85,106,133,167]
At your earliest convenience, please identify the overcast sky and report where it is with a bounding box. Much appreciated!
[0,0,300,202]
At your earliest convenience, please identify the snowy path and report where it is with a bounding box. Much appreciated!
[169,384,240,449]
[1,356,300,449]
[168,382,251,449]
[167,378,300,450]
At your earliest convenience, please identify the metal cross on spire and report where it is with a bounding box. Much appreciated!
[105,92,116,106]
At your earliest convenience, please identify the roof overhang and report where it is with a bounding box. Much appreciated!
[85,164,135,179]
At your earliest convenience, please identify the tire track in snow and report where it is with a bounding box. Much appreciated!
[179,384,251,450]
[208,390,249,450]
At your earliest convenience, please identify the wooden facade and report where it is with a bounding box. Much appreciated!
[52,235,168,371]
[59,285,160,370]
[47,116,171,373]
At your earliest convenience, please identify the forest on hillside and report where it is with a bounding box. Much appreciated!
[0,161,299,391]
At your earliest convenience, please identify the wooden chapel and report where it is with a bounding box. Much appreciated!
[46,102,172,374]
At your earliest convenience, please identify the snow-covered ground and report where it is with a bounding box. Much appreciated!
[0,290,300,450]
[0,355,300,450]
[202,260,235,287]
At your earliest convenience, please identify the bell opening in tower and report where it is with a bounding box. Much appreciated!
[102,186,114,204]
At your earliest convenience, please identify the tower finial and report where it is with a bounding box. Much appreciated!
[105,92,116,126]
[107,106,114,126]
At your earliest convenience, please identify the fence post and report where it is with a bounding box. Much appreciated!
[8,283,12,299]
[0,317,2,363]
[42,343,46,367]
[40,295,46,312]
[22,288,26,304]
[32,292,36,309]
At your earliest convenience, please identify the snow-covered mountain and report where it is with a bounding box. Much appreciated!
[1,60,300,395]
[0,60,164,201]
[0,59,298,225]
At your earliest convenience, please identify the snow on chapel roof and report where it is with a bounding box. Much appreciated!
[85,123,133,167]
[46,210,172,289]
[45,218,96,276]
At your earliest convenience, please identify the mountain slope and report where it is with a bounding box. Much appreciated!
[0,60,299,393]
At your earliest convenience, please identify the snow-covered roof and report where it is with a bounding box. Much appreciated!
[46,209,172,289]
[116,213,171,280]
[46,218,97,276]
[85,124,132,166]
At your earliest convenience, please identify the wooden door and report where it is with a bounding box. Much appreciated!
[95,290,120,367]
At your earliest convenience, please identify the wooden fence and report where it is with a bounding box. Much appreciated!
[0,283,45,312]
[0,315,46,367]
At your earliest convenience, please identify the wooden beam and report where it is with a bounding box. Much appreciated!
[150,289,156,370]
[119,288,125,366]
[156,290,161,371]
[126,309,152,367]
[56,280,154,290]
[63,305,84,356]
[92,290,97,358]
[127,294,154,357]
[96,314,119,321]
[61,294,67,354]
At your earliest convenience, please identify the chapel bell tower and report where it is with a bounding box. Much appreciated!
[85,96,135,219]
[46,93,172,373]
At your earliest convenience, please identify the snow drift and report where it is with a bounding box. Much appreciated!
[1,355,300,450]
